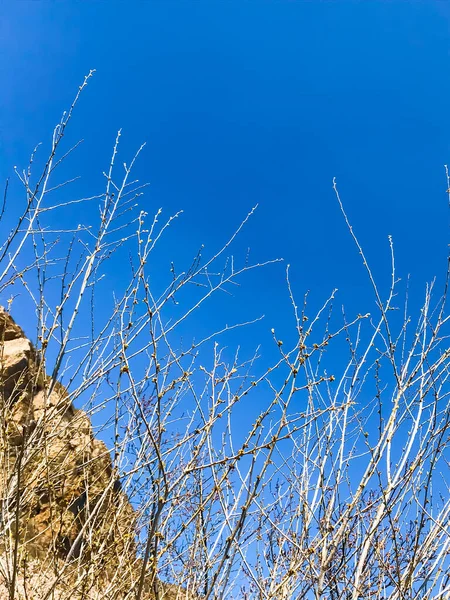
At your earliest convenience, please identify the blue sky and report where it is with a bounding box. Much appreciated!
[2,5,450,591]
[1,1,450,379]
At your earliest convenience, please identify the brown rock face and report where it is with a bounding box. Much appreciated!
[0,308,139,598]
[0,308,191,600]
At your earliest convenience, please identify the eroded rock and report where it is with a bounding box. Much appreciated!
[0,308,138,597]
[0,307,193,600]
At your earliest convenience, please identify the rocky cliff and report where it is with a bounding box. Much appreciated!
[0,307,182,600]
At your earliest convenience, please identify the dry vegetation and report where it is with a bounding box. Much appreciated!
[1,73,450,599]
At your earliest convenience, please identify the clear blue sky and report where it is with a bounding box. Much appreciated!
[1,1,450,365]
[2,6,450,589]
